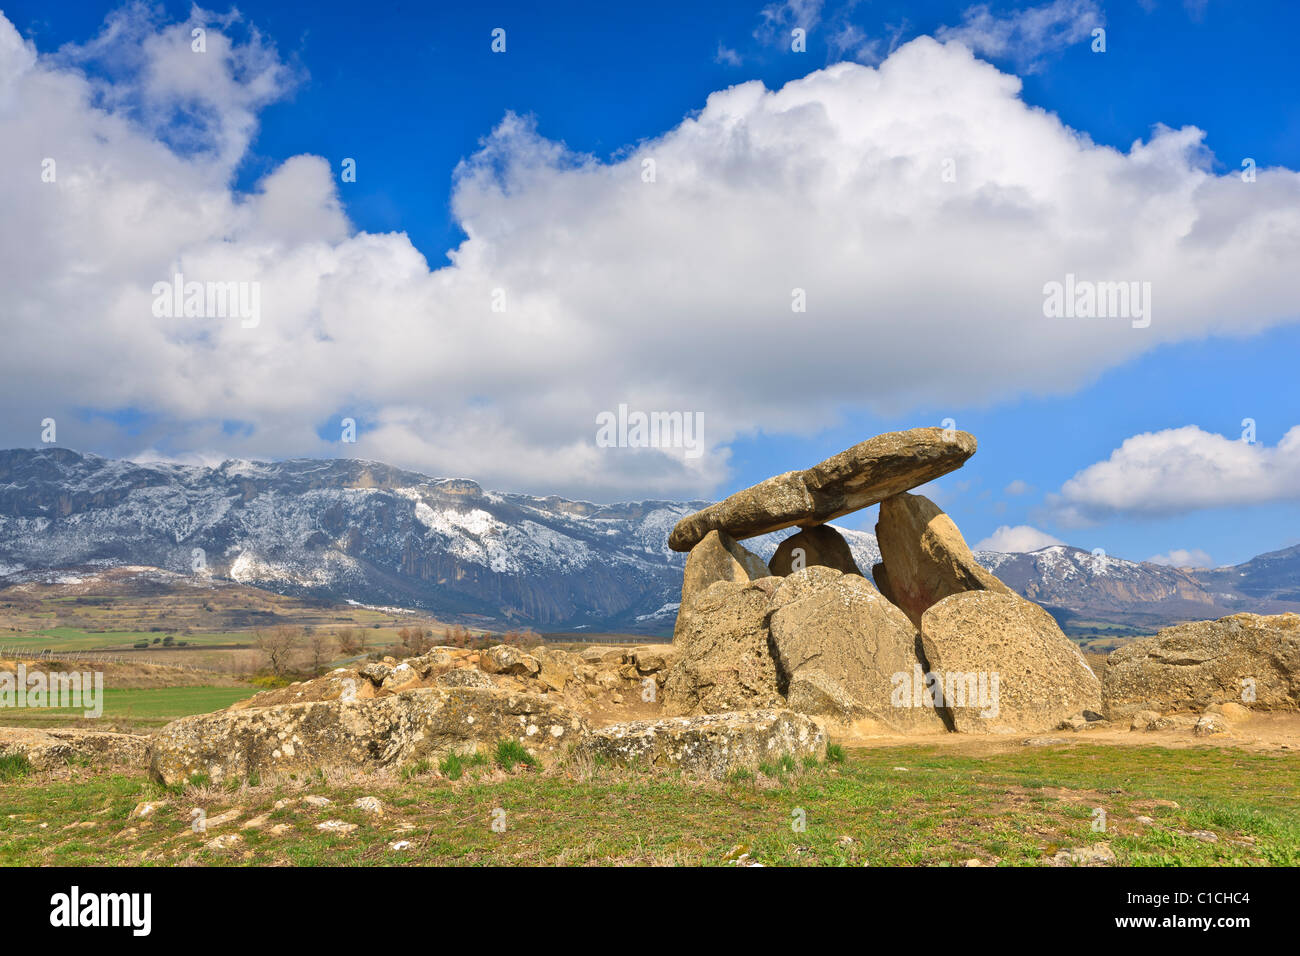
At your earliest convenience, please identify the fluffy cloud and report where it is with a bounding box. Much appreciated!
[973,525,1065,552]
[3,8,1300,501]
[1054,426,1300,521]
[1147,548,1213,568]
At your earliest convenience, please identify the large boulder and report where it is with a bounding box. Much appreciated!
[1102,613,1300,719]
[578,710,826,779]
[768,525,863,577]
[875,492,1013,627]
[669,428,976,551]
[920,590,1101,734]
[767,567,947,733]
[662,578,784,716]
[149,687,589,785]
[675,530,768,637]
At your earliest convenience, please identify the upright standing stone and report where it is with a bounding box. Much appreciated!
[874,492,1012,627]
[768,525,863,577]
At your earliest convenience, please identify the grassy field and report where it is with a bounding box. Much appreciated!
[0,628,256,651]
[0,686,258,730]
[0,743,1294,866]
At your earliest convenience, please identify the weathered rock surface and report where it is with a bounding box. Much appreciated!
[675,531,768,637]
[1102,613,1300,719]
[875,492,1014,627]
[150,687,589,785]
[768,525,863,577]
[920,591,1101,734]
[662,579,784,716]
[668,428,976,551]
[578,710,825,779]
[767,567,946,732]
[0,727,149,770]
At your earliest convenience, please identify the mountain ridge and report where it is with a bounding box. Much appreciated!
[1,447,1296,636]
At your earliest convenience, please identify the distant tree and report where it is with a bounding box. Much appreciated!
[336,628,361,657]
[255,626,301,677]
[394,626,434,658]
[307,631,333,676]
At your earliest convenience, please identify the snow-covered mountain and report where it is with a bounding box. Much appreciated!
[0,447,874,632]
[0,448,1291,635]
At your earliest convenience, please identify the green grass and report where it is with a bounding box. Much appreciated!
[1,628,256,651]
[0,686,257,729]
[0,744,1295,866]
[0,753,32,781]
[494,739,537,772]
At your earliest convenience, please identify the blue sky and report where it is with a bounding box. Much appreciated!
[2,0,1299,567]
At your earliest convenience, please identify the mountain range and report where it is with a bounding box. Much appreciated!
[1,447,1297,639]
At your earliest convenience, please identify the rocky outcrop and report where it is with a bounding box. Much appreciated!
[767,568,946,732]
[768,525,862,577]
[662,578,784,716]
[875,492,1013,627]
[668,428,976,551]
[1102,613,1300,719]
[150,686,589,785]
[0,727,149,770]
[919,591,1101,734]
[578,710,825,779]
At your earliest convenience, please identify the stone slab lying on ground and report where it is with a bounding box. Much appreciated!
[1102,612,1300,719]
[150,686,589,785]
[668,428,976,551]
[0,727,149,770]
[577,709,826,779]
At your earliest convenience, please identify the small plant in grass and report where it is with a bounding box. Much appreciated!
[802,755,819,770]
[494,739,537,772]
[825,744,846,764]
[728,767,754,785]
[0,753,32,781]
[400,758,432,780]
[437,754,463,780]
[758,761,779,778]
[778,755,798,775]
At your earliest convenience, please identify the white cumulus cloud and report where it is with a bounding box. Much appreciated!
[1054,426,1300,521]
[974,524,1065,552]
[1147,548,1212,568]
[3,8,1300,502]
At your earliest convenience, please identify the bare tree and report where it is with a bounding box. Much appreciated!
[307,631,334,676]
[336,628,361,657]
[254,625,301,677]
